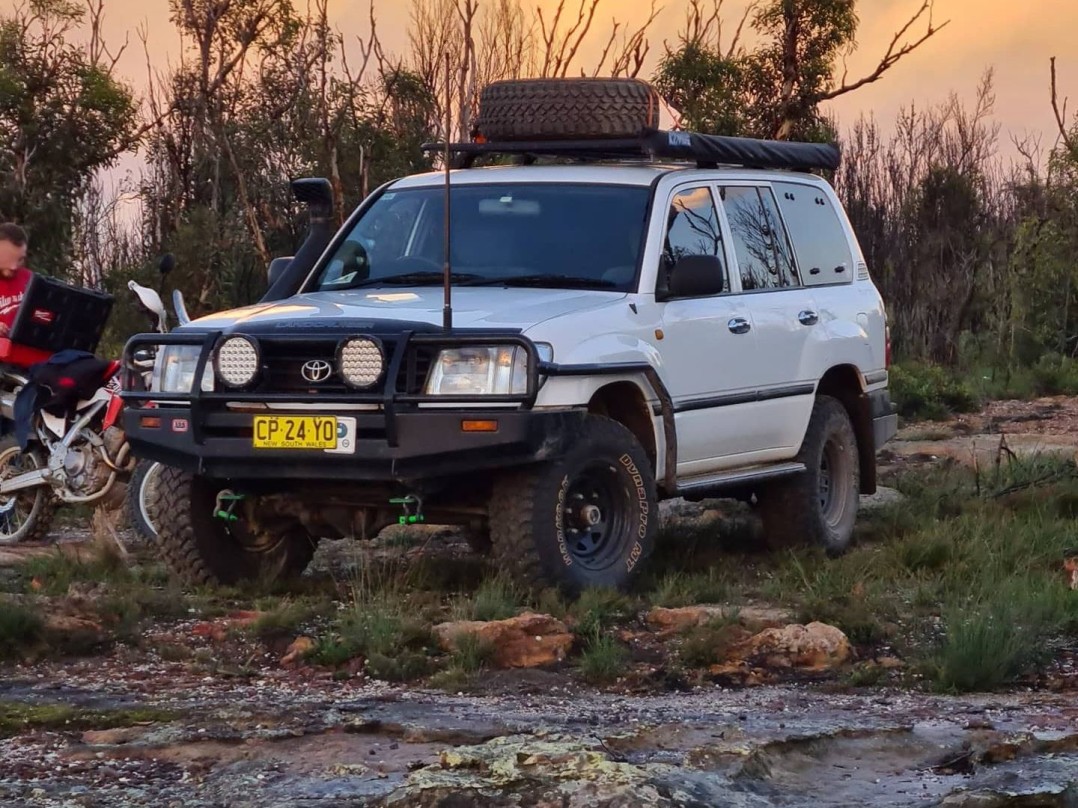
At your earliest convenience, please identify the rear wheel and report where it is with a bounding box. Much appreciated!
[488,416,656,594]
[0,436,55,545]
[758,396,860,556]
[155,467,318,586]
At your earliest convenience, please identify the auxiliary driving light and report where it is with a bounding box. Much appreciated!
[338,337,384,389]
[214,336,260,388]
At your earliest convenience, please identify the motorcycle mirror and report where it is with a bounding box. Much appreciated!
[159,253,175,276]
[128,280,168,332]
[172,289,191,327]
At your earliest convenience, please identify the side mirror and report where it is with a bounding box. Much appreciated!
[128,280,168,332]
[268,256,293,287]
[663,255,726,299]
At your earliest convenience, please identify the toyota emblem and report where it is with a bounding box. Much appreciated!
[301,359,333,383]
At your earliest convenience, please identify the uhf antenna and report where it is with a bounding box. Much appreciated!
[442,52,454,331]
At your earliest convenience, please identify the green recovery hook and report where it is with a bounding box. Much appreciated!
[390,495,425,525]
[214,490,245,523]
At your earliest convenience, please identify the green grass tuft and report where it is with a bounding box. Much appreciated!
[679,617,742,668]
[577,630,629,684]
[649,569,729,608]
[570,587,636,636]
[0,601,44,660]
[449,573,520,622]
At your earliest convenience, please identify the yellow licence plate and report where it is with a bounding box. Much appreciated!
[253,416,338,450]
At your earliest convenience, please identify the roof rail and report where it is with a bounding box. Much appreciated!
[422,128,841,172]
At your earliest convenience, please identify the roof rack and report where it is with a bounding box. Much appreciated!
[422,128,841,172]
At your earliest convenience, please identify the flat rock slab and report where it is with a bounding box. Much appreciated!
[3,677,1075,808]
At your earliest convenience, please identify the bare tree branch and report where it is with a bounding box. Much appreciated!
[1050,56,1077,155]
[817,1,948,102]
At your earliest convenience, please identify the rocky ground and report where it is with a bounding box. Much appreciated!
[2,398,1078,807]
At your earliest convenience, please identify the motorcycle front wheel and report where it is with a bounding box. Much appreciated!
[126,460,161,542]
[0,436,56,544]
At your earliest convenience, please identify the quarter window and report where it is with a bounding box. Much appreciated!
[720,186,799,291]
[772,181,854,286]
[661,186,728,294]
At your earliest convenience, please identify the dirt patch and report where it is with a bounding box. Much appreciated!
[885,397,1078,470]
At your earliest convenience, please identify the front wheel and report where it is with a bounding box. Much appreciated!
[488,416,657,594]
[0,436,56,545]
[155,467,319,586]
[126,460,162,542]
[758,395,860,556]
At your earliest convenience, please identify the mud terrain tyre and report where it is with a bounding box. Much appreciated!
[488,415,656,594]
[126,460,161,542]
[758,396,860,556]
[476,78,660,141]
[156,466,318,586]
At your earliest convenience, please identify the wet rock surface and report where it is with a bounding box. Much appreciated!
[1,658,1075,807]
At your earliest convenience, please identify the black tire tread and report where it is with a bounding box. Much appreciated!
[155,466,317,587]
[477,78,660,141]
[488,467,546,587]
[156,465,216,586]
[759,396,860,556]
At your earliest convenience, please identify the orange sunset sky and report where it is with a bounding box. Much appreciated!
[65,0,1078,157]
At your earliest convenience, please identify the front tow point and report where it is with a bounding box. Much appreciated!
[214,490,245,523]
[391,495,425,526]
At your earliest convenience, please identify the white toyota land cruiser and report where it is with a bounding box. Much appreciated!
[124,79,896,593]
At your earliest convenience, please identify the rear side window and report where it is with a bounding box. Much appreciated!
[719,186,798,291]
[772,181,854,286]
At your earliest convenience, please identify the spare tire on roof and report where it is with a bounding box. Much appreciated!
[475,78,661,142]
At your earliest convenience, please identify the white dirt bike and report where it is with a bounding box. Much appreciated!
[0,281,171,544]
[125,282,190,542]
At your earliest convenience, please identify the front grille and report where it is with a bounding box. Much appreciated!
[401,346,437,395]
[251,336,433,397]
[258,339,350,395]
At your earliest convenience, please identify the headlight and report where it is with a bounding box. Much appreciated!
[425,345,533,396]
[152,345,214,394]
[214,336,260,389]
[338,337,384,389]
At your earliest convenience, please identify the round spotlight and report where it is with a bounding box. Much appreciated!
[338,337,384,389]
[214,336,260,388]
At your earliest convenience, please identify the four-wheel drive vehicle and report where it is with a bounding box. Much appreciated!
[123,79,897,593]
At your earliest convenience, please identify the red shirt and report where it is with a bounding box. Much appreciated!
[0,268,32,332]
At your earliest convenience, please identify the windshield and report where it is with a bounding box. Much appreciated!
[308,183,650,293]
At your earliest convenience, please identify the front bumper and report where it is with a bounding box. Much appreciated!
[869,388,898,450]
[123,406,587,483]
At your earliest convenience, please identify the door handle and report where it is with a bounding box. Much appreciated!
[798,310,819,326]
[728,318,751,335]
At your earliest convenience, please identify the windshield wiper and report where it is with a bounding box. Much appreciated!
[465,274,620,290]
[346,271,482,288]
